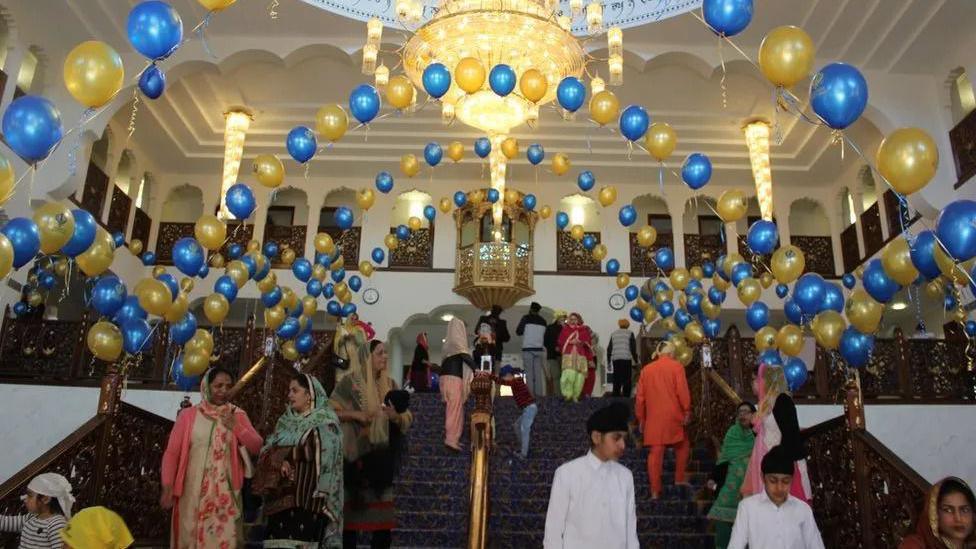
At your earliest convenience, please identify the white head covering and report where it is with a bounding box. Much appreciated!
[442,317,470,357]
[25,473,75,518]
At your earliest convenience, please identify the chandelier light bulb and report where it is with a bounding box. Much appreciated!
[608,25,622,55]
[527,104,540,126]
[608,53,623,85]
[375,64,390,88]
[442,101,456,125]
[367,17,384,44]
[408,0,423,22]
[570,0,583,17]
[396,0,411,20]
[744,120,774,221]
[220,110,252,221]
[586,2,603,33]
[362,43,378,75]
[558,15,572,31]
[590,76,605,94]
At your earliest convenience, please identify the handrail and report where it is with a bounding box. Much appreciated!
[228,356,267,400]
[466,371,495,549]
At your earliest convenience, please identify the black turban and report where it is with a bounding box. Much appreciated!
[385,390,411,414]
[761,444,795,476]
[587,402,631,434]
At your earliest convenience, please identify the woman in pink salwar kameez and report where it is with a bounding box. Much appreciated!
[439,318,474,451]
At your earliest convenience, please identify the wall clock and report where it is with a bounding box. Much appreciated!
[363,288,380,305]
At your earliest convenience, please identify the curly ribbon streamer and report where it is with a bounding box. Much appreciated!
[268,0,280,19]
[196,11,218,59]
[304,162,311,181]
[717,35,727,109]
[658,162,664,195]
[126,89,140,143]
[67,108,97,177]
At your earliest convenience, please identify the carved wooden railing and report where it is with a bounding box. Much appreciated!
[628,232,674,276]
[684,233,724,267]
[789,235,836,277]
[131,207,152,246]
[861,203,884,259]
[264,224,308,267]
[736,235,771,270]
[77,161,109,221]
[556,230,601,273]
[107,185,133,238]
[155,221,195,264]
[467,371,494,549]
[389,227,434,269]
[840,223,860,274]
[687,364,742,456]
[324,227,362,270]
[950,107,976,189]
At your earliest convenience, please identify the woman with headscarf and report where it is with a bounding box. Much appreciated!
[406,332,433,392]
[440,318,475,451]
[706,401,756,549]
[0,472,74,548]
[331,339,413,549]
[899,476,976,548]
[741,362,811,502]
[256,374,344,548]
[160,367,263,548]
[557,312,594,402]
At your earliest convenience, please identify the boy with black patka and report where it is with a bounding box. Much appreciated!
[493,365,537,459]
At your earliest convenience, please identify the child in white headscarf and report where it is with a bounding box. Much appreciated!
[0,472,74,548]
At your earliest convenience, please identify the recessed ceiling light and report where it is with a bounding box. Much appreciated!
[890,302,907,311]
[441,313,455,322]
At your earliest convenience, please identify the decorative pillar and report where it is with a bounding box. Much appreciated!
[824,199,845,277]
[304,191,323,260]
[852,191,866,258]
[0,46,26,109]
[665,196,686,268]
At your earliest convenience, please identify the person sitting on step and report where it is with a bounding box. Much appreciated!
[492,365,537,460]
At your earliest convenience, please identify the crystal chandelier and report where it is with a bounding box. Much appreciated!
[744,120,773,221]
[220,109,253,220]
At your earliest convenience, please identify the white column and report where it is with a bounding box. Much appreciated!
[824,200,845,277]
[773,194,793,247]
[665,196,686,268]
[852,191,866,258]
[305,190,324,260]
[0,46,25,109]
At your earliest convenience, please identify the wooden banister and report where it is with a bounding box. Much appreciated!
[467,371,494,549]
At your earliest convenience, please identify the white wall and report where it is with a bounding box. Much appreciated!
[161,186,204,223]
[270,187,310,225]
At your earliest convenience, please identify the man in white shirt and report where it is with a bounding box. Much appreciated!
[544,403,639,549]
[728,445,825,549]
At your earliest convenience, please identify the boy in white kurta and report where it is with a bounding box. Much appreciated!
[543,403,639,549]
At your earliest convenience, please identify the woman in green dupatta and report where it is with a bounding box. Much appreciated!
[256,374,344,548]
[706,401,756,549]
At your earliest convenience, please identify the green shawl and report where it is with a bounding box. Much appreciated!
[716,422,755,465]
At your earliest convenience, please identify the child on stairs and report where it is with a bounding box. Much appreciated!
[493,365,537,459]
[0,472,74,549]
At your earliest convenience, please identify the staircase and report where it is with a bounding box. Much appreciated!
[487,396,713,548]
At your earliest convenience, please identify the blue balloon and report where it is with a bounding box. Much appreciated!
[707,286,726,305]
[910,230,941,280]
[422,63,451,99]
[197,263,209,278]
[262,286,282,308]
[862,258,901,303]
[556,77,586,112]
[92,277,127,317]
[618,105,650,142]
[349,84,381,123]
[654,281,670,295]
[629,307,645,323]
[286,126,317,164]
[292,258,312,282]
[295,332,315,355]
[156,273,179,300]
[474,137,491,158]
[1,218,39,269]
[12,301,28,316]
[423,205,437,222]
[784,299,803,325]
[794,273,827,315]
[277,317,300,339]
[702,0,753,36]
[746,301,769,330]
[842,273,856,289]
[624,285,639,301]
[556,212,570,230]
[214,275,238,302]
[127,1,183,60]
[523,194,537,211]
[577,170,596,192]
[784,357,808,391]
[965,320,976,337]
[489,64,517,96]
[323,283,335,299]
[287,299,304,318]
[262,242,279,260]
[424,142,443,167]
[702,261,715,277]
[526,144,545,166]
[759,350,783,368]
[334,207,354,231]
[371,247,385,264]
[349,275,363,292]
[171,355,199,391]
[687,279,704,296]
[61,209,97,257]
[141,251,157,266]
[38,271,56,290]
[138,64,166,99]
[2,96,63,164]
[716,255,727,277]
[730,262,753,287]
[687,293,704,315]
[654,247,675,271]
[227,243,243,260]
[225,183,256,220]
[810,63,868,130]
[703,318,722,339]
[487,188,500,203]
[582,234,597,251]
[935,199,976,262]
[114,296,147,325]
[113,232,125,248]
[241,254,259,278]
[747,220,779,255]
[453,191,468,208]
[306,279,323,298]
[681,153,712,190]
[121,319,153,355]
[396,224,411,241]
[944,291,958,311]
[658,301,675,318]
[375,171,394,194]
[172,237,204,277]
[675,309,692,329]
[326,300,342,316]
[618,205,637,227]
[341,302,358,318]
[330,268,346,283]
[840,326,874,367]
[170,313,197,346]
[821,283,845,313]
[775,283,789,298]
[606,258,620,275]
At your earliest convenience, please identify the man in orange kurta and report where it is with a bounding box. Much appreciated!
[634,341,692,499]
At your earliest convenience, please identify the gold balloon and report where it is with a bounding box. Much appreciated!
[591,244,607,261]
[552,153,571,175]
[759,271,775,289]
[637,225,657,248]
[247,240,261,253]
[716,189,747,223]
[589,90,620,126]
[329,255,345,272]
[53,257,68,276]
[597,186,617,207]
[501,137,519,159]
[470,190,485,204]
[713,273,730,291]
[280,248,296,266]
[645,122,677,161]
[854,265,865,279]
[771,245,806,284]
[455,57,486,94]
[135,278,172,317]
[539,205,552,219]
[923,278,944,300]
[194,214,226,250]
[811,311,845,350]
[76,228,115,277]
[337,289,352,304]
[670,268,690,290]
[257,272,278,293]
[776,325,804,356]
[519,69,548,103]
[438,197,452,213]
[846,289,883,334]
[198,0,236,10]
[876,128,939,195]
[671,334,687,351]
[281,341,300,361]
[356,188,375,211]
[33,201,75,254]
[302,295,318,316]
[265,305,286,330]
[164,293,189,323]
[0,154,14,205]
[401,154,421,177]
[702,299,721,319]
[182,351,211,376]
[881,238,919,286]
[87,321,123,361]
[446,141,464,162]
[27,290,43,307]
[316,104,348,143]
[129,239,143,256]
[755,326,778,352]
[504,188,520,206]
[359,261,374,277]
[675,346,694,366]
[63,41,124,108]
[209,253,225,269]
[723,253,745,277]
[204,293,230,324]
[616,273,631,289]
[758,25,815,88]
[186,329,214,356]
[934,245,970,285]
[737,277,762,305]
[253,154,285,188]
[226,260,249,288]
[152,265,167,278]
[570,225,585,241]
[951,307,967,323]
[249,251,267,274]
[408,216,423,231]
[655,287,674,303]
[690,266,703,280]
[384,233,399,250]
[282,287,299,311]
[386,75,415,110]
[685,322,705,344]
[334,281,349,297]
[314,233,336,255]
[309,264,326,282]
[180,277,194,293]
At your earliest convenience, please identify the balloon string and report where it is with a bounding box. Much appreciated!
[717,34,727,110]
[304,163,310,181]
[267,0,280,19]
[67,108,96,178]
[126,89,140,144]
[658,162,664,195]
[196,11,218,59]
